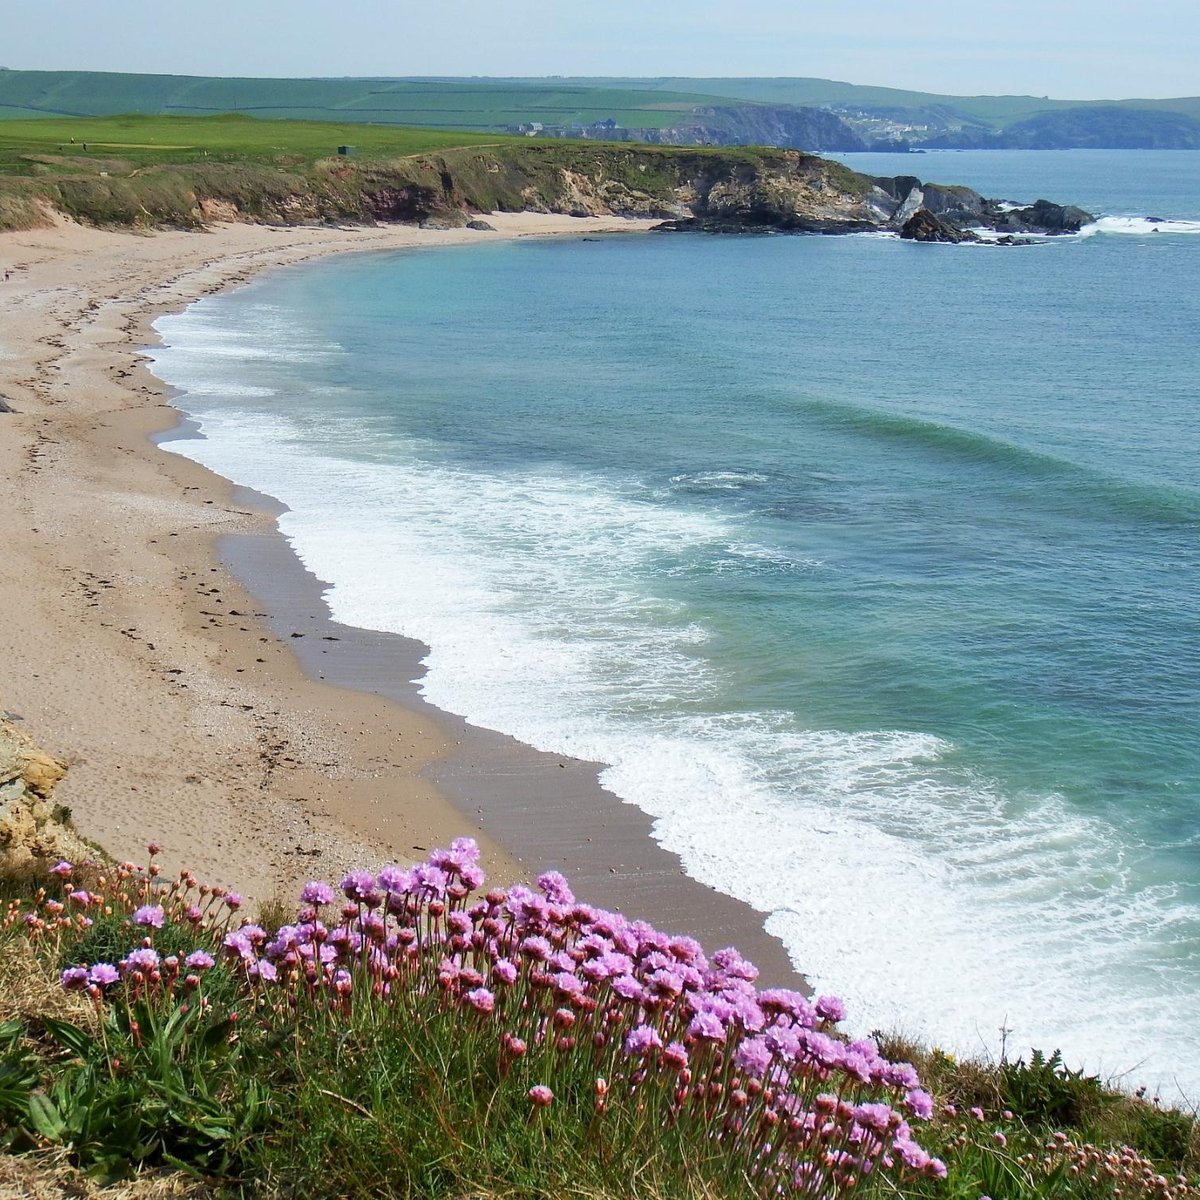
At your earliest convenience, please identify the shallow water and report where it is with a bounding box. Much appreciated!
[152,149,1200,1100]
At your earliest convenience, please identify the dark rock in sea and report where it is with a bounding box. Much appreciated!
[899,210,980,244]
[655,214,880,236]
[990,198,1093,234]
[466,219,496,231]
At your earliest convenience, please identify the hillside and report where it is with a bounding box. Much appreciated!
[891,105,1200,150]
[3,69,1198,151]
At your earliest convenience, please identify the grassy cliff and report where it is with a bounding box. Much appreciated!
[0,113,879,233]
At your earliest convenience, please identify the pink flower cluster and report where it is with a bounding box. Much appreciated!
[41,840,945,1196]
[229,841,941,1193]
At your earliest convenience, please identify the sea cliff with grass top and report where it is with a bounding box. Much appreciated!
[0,112,1087,238]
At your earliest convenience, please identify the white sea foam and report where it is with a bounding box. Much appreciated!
[150,299,1200,1105]
[669,470,770,490]
[1079,216,1200,238]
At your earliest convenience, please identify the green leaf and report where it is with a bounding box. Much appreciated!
[27,1091,66,1142]
[0,1020,25,1048]
[200,1018,236,1057]
[40,1017,95,1061]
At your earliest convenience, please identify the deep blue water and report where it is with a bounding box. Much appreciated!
[152,150,1200,1098]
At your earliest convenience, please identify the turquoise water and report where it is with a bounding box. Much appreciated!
[152,150,1200,1097]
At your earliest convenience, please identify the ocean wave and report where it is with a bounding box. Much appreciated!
[787,396,1200,527]
[1079,216,1200,238]
[669,470,771,491]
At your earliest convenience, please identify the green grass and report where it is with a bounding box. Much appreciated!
[0,71,723,132]
[0,112,513,175]
[500,76,1200,128]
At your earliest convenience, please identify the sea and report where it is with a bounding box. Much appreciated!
[150,149,1200,1100]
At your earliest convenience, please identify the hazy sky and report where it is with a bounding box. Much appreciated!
[5,0,1197,99]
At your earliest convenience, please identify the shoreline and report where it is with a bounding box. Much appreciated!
[0,213,803,987]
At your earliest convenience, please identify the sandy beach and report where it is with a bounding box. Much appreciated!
[0,212,801,984]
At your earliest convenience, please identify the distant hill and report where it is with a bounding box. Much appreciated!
[992,106,1200,149]
[1,69,1197,151]
[504,77,1200,128]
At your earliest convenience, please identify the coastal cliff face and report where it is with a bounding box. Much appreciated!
[0,143,1090,240]
[0,716,87,877]
[328,146,1091,238]
[562,105,868,153]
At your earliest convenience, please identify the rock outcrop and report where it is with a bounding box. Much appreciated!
[899,209,980,243]
[991,198,1093,233]
[0,716,89,877]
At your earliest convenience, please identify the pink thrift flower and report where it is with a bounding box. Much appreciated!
[536,870,575,906]
[88,963,120,987]
[133,904,165,929]
[466,987,495,1014]
[624,1024,664,1056]
[815,994,846,1023]
[520,935,552,962]
[734,1036,773,1078]
[528,1085,554,1108]
[449,836,481,863]
[686,1011,727,1042]
[340,869,382,907]
[51,861,74,878]
[663,1041,690,1070]
[123,948,160,973]
[300,881,335,906]
[185,950,215,971]
[376,865,414,896]
[60,967,89,991]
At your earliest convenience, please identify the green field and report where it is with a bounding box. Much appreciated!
[0,113,514,176]
[0,71,719,131]
[492,75,1200,127]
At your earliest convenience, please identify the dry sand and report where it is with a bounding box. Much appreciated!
[0,212,803,985]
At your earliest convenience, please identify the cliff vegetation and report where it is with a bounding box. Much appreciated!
[0,114,1089,239]
[0,722,1195,1199]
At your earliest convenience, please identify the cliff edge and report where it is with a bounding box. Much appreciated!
[0,716,88,877]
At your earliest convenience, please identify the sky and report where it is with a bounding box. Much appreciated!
[5,0,1198,99]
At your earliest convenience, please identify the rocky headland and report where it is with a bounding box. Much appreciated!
[0,143,1091,244]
